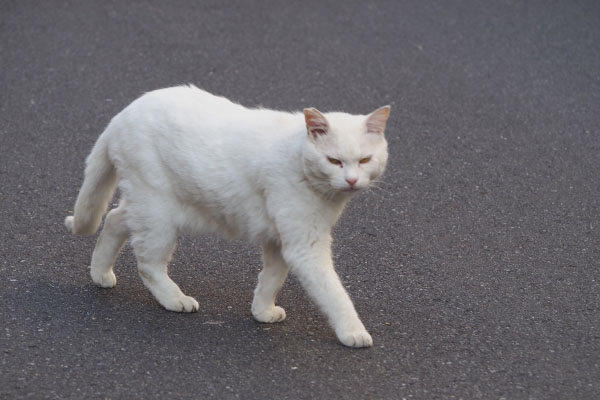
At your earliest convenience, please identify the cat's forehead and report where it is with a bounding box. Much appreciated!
[322,112,382,155]
[325,112,366,132]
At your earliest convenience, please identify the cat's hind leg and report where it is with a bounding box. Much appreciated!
[130,225,199,313]
[89,203,130,288]
[252,242,289,323]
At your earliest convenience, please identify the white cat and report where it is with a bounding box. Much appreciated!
[65,85,390,348]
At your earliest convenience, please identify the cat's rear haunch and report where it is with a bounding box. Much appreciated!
[65,85,390,348]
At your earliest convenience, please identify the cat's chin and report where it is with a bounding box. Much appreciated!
[340,187,361,194]
[318,187,359,200]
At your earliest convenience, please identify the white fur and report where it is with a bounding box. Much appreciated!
[65,85,390,348]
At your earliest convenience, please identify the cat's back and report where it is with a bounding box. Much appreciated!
[110,86,267,154]
[129,85,244,117]
[115,85,300,140]
[106,85,305,188]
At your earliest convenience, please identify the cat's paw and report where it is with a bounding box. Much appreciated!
[64,216,75,233]
[161,295,199,313]
[337,329,373,348]
[91,269,117,288]
[253,306,287,323]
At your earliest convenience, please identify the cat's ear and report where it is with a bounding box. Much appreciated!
[304,108,329,140]
[366,105,391,135]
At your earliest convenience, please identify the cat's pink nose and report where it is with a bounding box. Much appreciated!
[345,177,358,187]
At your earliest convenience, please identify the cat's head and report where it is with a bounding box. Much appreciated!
[302,106,390,198]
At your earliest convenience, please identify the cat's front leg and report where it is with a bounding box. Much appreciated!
[252,242,289,323]
[281,240,373,348]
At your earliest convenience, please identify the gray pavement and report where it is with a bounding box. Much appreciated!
[1,1,599,399]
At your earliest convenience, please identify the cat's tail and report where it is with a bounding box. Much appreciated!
[65,127,117,236]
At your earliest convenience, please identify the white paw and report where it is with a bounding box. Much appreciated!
[161,295,199,313]
[91,269,117,288]
[253,306,286,323]
[337,329,373,348]
[64,216,75,233]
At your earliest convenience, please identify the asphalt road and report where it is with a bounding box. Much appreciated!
[1,1,599,399]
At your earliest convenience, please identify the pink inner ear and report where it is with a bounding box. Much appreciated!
[366,106,390,135]
[305,108,329,138]
[310,127,327,136]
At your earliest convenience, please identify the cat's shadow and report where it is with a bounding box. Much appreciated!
[22,271,337,350]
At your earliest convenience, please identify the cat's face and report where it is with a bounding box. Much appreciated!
[302,106,390,198]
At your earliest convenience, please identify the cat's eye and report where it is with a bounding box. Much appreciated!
[327,157,342,166]
[359,156,372,164]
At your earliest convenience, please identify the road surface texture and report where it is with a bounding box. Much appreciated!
[1,1,599,399]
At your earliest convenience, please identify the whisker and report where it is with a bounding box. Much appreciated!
[366,188,388,200]
[368,182,391,194]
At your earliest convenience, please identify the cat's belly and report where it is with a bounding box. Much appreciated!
[114,162,279,244]
[174,196,279,244]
